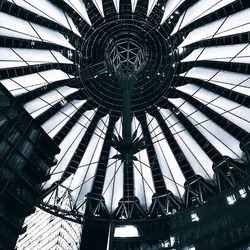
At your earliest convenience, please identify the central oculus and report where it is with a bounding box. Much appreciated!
[108,39,147,77]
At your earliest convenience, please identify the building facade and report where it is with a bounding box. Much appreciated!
[16,207,82,250]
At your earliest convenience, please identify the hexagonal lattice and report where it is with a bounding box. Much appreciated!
[109,40,146,76]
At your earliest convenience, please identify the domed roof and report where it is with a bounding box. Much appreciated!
[0,0,250,222]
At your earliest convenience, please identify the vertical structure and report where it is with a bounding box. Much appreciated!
[0,84,60,250]
[16,207,82,250]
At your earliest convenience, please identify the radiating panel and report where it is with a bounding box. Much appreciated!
[169,98,244,160]
[0,70,74,96]
[0,48,73,69]
[43,109,96,189]
[112,0,120,14]
[0,12,75,49]
[103,148,124,213]
[172,0,236,35]
[146,113,185,199]
[6,0,81,36]
[159,109,214,181]
[23,86,78,118]
[181,44,250,64]
[177,84,250,133]
[180,67,250,96]
[179,8,250,48]
[42,100,86,138]
[71,115,109,207]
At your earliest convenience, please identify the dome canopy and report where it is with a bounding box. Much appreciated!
[0,0,250,222]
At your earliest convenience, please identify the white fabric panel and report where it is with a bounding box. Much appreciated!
[0,48,73,69]
[62,0,92,26]
[161,0,185,25]
[146,113,185,199]
[169,98,243,160]
[6,0,81,36]
[131,0,138,13]
[71,115,109,207]
[103,147,124,213]
[113,0,120,13]
[171,0,236,35]
[0,12,75,49]
[216,8,250,37]
[132,117,155,211]
[178,18,226,48]
[30,23,75,50]
[43,110,95,189]
[0,12,39,41]
[0,70,74,96]
[180,67,250,96]
[177,84,250,133]
[23,86,78,118]
[92,0,104,17]
[181,44,250,64]
[42,100,86,138]
[159,108,214,181]
[147,0,158,17]
[179,9,250,48]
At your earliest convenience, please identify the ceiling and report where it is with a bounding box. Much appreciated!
[0,0,250,222]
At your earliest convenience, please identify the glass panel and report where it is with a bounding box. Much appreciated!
[177,83,250,133]
[0,48,73,69]
[170,97,243,160]
[23,86,78,118]
[160,107,214,181]
[180,67,250,96]
[7,0,81,36]
[42,100,86,138]
[172,0,236,34]
[0,69,74,96]
[147,112,185,199]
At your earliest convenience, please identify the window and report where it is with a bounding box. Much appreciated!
[191,212,199,222]
[239,188,247,198]
[114,225,139,238]
[227,194,236,205]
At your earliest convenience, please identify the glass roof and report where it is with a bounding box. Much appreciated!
[0,0,250,222]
